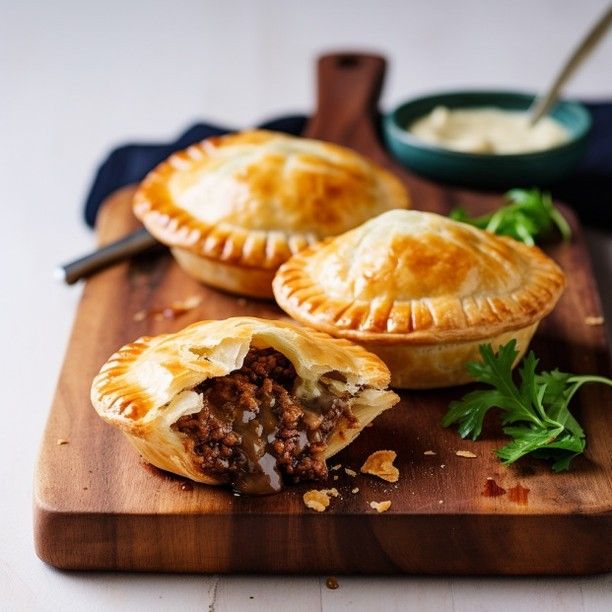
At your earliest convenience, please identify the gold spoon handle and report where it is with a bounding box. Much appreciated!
[529,4,612,125]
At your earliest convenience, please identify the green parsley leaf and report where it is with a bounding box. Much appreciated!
[450,189,572,246]
[442,340,612,471]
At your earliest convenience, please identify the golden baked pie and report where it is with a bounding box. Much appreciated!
[91,317,398,494]
[133,130,409,298]
[273,210,566,389]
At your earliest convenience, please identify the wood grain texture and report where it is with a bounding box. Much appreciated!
[34,53,612,575]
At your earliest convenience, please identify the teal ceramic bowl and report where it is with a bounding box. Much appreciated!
[383,91,591,189]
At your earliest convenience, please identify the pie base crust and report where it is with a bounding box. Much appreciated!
[172,248,276,298]
[365,324,538,388]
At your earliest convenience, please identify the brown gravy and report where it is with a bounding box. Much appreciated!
[172,348,356,495]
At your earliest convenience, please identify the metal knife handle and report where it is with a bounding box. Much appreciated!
[54,227,159,285]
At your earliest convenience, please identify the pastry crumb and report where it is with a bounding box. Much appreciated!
[325,577,340,590]
[423,450,436,456]
[351,487,359,494]
[134,295,202,323]
[456,450,478,458]
[303,490,331,512]
[56,438,69,446]
[344,468,357,477]
[320,487,339,498]
[182,295,202,309]
[369,500,391,513]
[438,499,444,504]
[132,309,147,322]
[333,475,339,481]
[440,464,446,468]
[365,422,374,428]
[585,315,604,326]
[331,464,341,471]
[361,450,399,482]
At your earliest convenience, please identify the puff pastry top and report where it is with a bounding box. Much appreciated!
[91,317,393,429]
[133,130,409,269]
[273,210,566,344]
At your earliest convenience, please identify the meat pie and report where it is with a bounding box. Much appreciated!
[132,130,409,298]
[91,317,399,495]
[273,210,565,388]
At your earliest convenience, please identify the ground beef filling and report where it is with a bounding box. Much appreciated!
[172,348,358,495]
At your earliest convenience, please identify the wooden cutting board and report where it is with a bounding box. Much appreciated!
[34,54,612,575]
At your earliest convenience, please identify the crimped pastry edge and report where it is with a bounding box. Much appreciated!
[272,235,566,345]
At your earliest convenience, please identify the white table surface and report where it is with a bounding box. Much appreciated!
[1,1,611,610]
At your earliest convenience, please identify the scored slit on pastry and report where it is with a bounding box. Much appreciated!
[91,317,398,495]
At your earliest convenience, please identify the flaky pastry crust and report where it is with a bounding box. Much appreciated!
[91,317,398,485]
[133,130,409,297]
[273,210,566,388]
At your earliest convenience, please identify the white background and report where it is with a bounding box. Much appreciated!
[1,0,611,610]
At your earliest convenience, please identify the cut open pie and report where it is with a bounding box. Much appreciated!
[91,317,398,494]
[133,130,410,298]
[273,210,566,389]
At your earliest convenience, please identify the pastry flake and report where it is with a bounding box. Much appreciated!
[456,450,478,458]
[584,316,604,326]
[273,210,566,388]
[91,317,398,495]
[369,500,391,513]
[133,130,409,298]
[303,490,331,512]
[360,450,399,482]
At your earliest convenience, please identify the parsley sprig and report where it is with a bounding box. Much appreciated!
[450,188,572,246]
[442,341,612,472]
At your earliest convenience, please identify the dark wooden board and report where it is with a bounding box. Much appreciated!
[34,54,612,574]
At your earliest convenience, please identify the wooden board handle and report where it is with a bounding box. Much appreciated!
[304,52,387,155]
[303,51,436,199]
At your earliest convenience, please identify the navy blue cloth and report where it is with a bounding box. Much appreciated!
[84,105,611,229]
[553,102,612,226]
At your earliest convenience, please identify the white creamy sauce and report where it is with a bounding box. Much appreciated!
[408,106,569,154]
